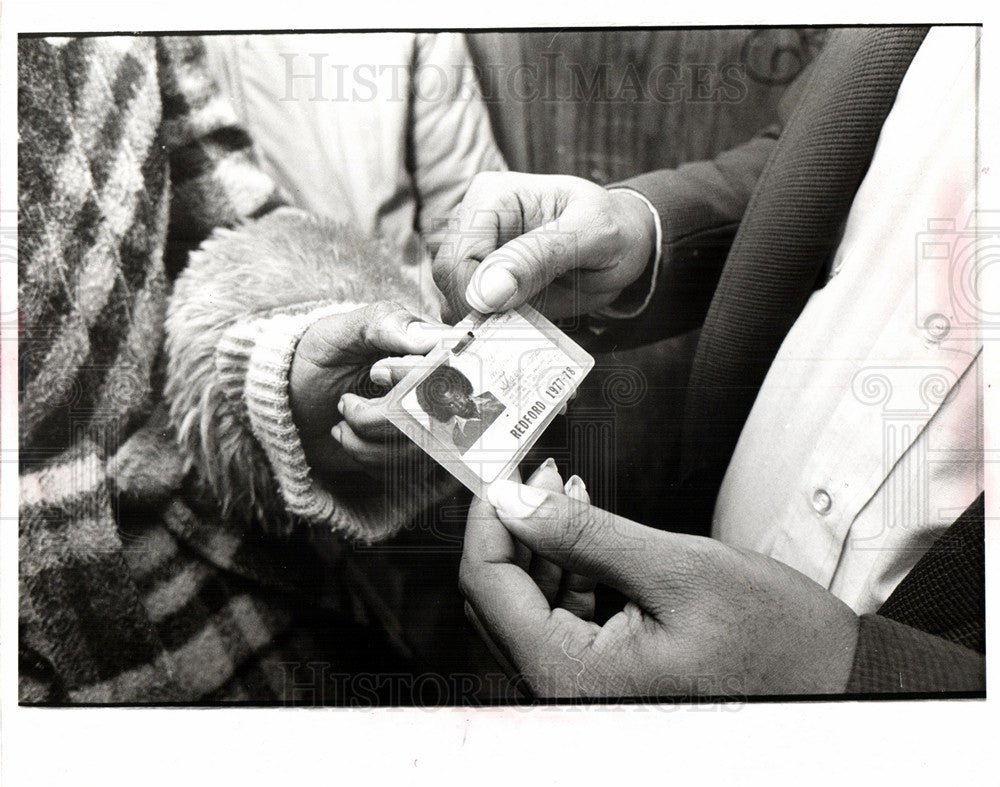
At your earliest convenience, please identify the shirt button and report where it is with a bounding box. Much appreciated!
[811,488,832,515]
[924,313,951,341]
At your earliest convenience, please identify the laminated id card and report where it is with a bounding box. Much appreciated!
[384,304,595,498]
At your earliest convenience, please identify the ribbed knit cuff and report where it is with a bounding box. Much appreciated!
[216,301,364,529]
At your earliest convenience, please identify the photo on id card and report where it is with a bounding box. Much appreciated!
[384,304,595,498]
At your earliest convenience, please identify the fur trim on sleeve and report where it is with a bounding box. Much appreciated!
[164,208,439,535]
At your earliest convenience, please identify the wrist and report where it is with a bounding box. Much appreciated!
[611,188,657,283]
[781,593,860,694]
[290,329,355,475]
[602,188,662,319]
[288,328,324,439]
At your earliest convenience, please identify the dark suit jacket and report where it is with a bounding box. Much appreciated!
[614,28,985,694]
[453,392,506,453]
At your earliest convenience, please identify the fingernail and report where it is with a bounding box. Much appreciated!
[487,480,549,520]
[526,457,558,485]
[405,321,440,344]
[370,365,392,387]
[337,398,347,416]
[564,475,587,497]
[330,424,342,440]
[466,265,517,312]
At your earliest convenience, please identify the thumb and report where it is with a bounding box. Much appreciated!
[303,302,449,369]
[358,302,449,357]
[485,479,672,612]
[370,354,434,388]
[464,219,579,313]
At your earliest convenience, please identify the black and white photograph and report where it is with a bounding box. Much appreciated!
[412,361,507,455]
[388,305,594,493]
[0,3,996,784]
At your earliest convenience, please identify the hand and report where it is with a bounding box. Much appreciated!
[332,354,431,472]
[431,172,656,320]
[290,302,448,477]
[459,463,860,698]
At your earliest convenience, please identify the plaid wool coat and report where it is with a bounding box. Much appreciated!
[17,35,439,704]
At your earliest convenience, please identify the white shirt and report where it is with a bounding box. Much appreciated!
[713,26,982,613]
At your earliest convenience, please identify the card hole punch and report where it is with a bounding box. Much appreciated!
[451,331,475,355]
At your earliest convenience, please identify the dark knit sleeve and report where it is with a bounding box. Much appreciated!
[598,44,823,346]
[845,494,985,694]
[846,615,985,694]
[155,36,286,277]
[605,129,779,344]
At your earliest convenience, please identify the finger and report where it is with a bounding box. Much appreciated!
[298,303,447,371]
[338,393,395,441]
[431,171,538,315]
[330,420,396,471]
[559,389,578,415]
[463,601,533,697]
[360,302,451,357]
[370,355,434,388]
[485,479,676,611]
[523,459,567,605]
[338,397,424,477]
[505,467,531,571]
[555,475,598,620]
[464,217,583,314]
[512,534,532,572]
[460,484,593,674]
[431,205,503,318]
